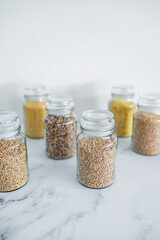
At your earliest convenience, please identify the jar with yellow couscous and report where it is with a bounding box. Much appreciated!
[109,84,135,137]
[23,84,47,138]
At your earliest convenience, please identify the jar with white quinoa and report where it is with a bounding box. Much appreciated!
[132,93,160,156]
[44,95,77,159]
[77,109,117,189]
[0,111,29,192]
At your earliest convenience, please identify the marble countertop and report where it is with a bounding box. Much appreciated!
[0,137,160,240]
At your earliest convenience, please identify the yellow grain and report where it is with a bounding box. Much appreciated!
[109,99,135,137]
[23,100,46,138]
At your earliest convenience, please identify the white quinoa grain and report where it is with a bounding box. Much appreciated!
[0,139,28,191]
[77,137,116,188]
[132,110,160,155]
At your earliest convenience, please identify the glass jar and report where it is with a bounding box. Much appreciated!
[132,93,160,155]
[109,84,135,137]
[44,95,77,159]
[23,84,47,138]
[77,109,117,189]
[0,111,29,192]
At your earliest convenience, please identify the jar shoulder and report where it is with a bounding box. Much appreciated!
[23,99,46,109]
[77,131,117,146]
[0,132,26,151]
[109,98,135,108]
[134,109,160,122]
[45,112,77,125]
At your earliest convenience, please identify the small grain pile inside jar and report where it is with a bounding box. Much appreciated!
[44,95,77,159]
[0,111,29,192]
[0,139,28,191]
[23,84,47,138]
[132,94,160,155]
[77,109,117,189]
[109,84,135,137]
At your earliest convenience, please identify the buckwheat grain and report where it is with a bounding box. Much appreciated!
[45,114,76,159]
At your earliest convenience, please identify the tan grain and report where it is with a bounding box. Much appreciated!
[0,139,28,191]
[132,110,160,155]
[77,137,116,188]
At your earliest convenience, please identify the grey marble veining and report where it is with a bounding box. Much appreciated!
[0,137,160,240]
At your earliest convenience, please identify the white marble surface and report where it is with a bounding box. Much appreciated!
[0,137,160,240]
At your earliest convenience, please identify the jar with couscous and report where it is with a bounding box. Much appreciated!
[109,84,135,137]
[23,84,47,138]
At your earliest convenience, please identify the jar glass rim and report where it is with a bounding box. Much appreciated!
[138,93,160,108]
[46,95,74,114]
[111,84,135,96]
[0,111,20,135]
[80,109,115,132]
[24,84,47,97]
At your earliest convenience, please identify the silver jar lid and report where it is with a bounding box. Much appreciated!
[0,111,20,136]
[46,95,74,115]
[80,109,115,133]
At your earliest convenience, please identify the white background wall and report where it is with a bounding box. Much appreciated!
[0,0,160,120]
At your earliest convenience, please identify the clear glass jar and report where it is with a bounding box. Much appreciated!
[77,109,117,189]
[0,111,29,192]
[132,93,160,155]
[109,84,135,137]
[23,84,47,138]
[44,95,77,159]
